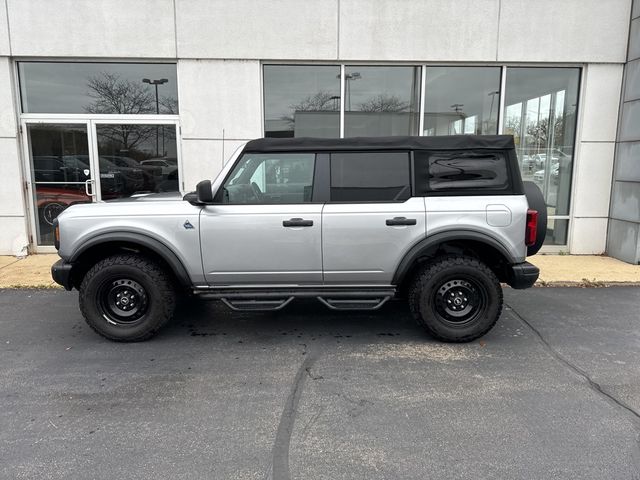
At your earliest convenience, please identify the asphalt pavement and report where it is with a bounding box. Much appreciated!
[1,287,639,479]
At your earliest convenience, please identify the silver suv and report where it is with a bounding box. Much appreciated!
[52,135,546,343]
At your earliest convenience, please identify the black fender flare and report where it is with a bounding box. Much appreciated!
[69,231,192,287]
[392,230,517,285]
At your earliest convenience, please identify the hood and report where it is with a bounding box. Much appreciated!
[105,191,184,203]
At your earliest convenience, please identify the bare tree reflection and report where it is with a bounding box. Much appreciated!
[84,72,177,155]
[85,73,155,115]
[282,91,338,126]
[358,94,409,112]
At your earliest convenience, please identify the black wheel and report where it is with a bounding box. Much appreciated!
[523,181,547,256]
[408,256,503,342]
[79,254,176,342]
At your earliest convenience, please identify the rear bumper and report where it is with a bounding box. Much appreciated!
[51,259,74,291]
[507,261,539,289]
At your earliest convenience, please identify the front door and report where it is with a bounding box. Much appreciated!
[200,151,322,285]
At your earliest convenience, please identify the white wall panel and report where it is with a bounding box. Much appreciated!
[178,60,262,140]
[0,1,10,56]
[7,0,176,57]
[572,142,615,218]
[580,65,623,142]
[181,138,246,192]
[0,216,28,255]
[569,217,608,254]
[176,0,338,59]
[498,0,631,62]
[339,0,499,61]
[0,57,17,138]
[0,137,23,217]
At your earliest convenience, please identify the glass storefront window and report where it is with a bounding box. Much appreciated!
[18,62,179,114]
[503,67,580,245]
[95,124,179,199]
[423,67,501,136]
[263,65,340,138]
[344,66,421,137]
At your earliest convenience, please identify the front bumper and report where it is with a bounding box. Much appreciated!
[51,259,74,291]
[507,261,539,289]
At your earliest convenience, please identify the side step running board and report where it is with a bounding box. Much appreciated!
[220,297,294,312]
[195,287,396,312]
[317,296,391,311]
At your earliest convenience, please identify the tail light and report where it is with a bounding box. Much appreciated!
[525,209,538,246]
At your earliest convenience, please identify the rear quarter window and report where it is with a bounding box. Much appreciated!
[414,150,511,195]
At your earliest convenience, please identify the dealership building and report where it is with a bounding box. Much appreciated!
[0,0,639,263]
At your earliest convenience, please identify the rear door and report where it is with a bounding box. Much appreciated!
[321,151,426,285]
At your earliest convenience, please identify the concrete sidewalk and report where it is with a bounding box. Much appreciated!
[1,253,639,289]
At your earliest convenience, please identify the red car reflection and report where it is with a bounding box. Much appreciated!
[36,187,91,225]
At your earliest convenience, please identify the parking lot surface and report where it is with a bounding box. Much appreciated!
[1,287,639,479]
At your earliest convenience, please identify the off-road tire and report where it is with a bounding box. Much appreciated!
[408,256,503,342]
[79,254,176,342]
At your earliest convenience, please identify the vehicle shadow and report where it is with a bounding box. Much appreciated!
[166,297,423,343]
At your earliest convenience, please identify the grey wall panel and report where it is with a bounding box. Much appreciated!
[619,100,640,142]
[624,59,640,101]
[611,181,640,223]
[614,142,640,182]
[608,219,640,263]
[630,18,640,61]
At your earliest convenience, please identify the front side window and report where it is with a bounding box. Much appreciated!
[222,153,315,204]
[330,152,411,202]
[18,62,179,114]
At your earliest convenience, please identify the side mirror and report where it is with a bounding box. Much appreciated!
[196,180,214,204]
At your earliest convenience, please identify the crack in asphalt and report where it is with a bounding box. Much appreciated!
[507,304,640,475]
[507,304,640,425]
[269,352,318,480]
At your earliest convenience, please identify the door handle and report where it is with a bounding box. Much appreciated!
[283,218,313,227]
[85,179,95,197]
[385,217,416,226]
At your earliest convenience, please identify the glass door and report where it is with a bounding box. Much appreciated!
[25,123,95,246]
[93,122,180,199]
[23,120,181,249]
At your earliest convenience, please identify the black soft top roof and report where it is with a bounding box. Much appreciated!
[243,135,515,153]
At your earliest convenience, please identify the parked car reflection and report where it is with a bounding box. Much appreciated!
[36,185,91,226]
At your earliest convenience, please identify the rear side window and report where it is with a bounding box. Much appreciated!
[415,150,510,194]
[330,152,410,202]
